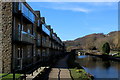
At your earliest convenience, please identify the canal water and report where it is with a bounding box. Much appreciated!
[76,55,120,79]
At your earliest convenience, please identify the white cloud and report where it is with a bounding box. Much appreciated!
[34,2,91,13]
[51,7,90,13]
[28,2,117,13]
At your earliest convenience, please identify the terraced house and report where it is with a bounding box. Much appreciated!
[1,2,65,73]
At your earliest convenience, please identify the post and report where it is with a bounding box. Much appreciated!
[13,69,15,80]
[24,67,26,80]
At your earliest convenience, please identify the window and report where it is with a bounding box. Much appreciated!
[34,48,36,56]
[18,24,21,30]
[21,25,24,31]
[18,24,21,36]
[42,49,46,56]
[38,34,40,40]
[38,20,40,26]
[18,2,21,11]
[37,34,41,45]
[17,48,23,59]
[28,29,30,34]
[27,48,30,57]
[38,49,41,56]
[21,48,23,58]
[17,48,20,58]
[17,48,23,69]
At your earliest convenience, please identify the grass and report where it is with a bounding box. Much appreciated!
[70,68,93,80]
[0,73,21,80]
[110,52,120,57]
[115,52,120,57]
[103,51,120,57]
[113,54,120,57]
[67,53,94,80]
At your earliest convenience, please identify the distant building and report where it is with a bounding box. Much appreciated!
[1,2,65,73]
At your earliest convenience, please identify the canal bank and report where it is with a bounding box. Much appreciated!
[76,55,120,79]
[86,53,120,61]
[67,53,94,80]
[78,50,120,61]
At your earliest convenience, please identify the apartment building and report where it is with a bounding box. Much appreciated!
[1,2,65,73]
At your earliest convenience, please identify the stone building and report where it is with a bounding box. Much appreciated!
[1,2,65,73]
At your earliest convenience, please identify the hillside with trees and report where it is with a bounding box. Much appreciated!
[64,31,120,52]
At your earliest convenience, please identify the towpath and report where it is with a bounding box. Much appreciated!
[48,55,72,80]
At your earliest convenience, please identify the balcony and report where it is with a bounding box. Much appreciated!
[13,3,35,23]
[42,25,50,36]
[41,17,45,24]
[52,33,58,41]
[14,31,34,44]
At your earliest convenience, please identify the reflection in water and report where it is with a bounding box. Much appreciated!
[103,61,111,69]
[77,55,120,79]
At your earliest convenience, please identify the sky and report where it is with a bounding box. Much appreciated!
[28,2,118,41]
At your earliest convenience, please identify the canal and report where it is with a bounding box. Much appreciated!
[76,55,120,79]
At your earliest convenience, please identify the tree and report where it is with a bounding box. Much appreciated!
[102,42,110,54]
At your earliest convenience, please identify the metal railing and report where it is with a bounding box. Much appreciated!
[14,2,35,23]
[14,30,34,44]
[42,25,50,36]
[0,72,21,80]
[21,31,34,44]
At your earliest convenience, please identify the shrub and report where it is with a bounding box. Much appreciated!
[102,42,110,55]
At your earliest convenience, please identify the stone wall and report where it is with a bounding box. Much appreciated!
[0,1,2,73]
[2,2,13,73]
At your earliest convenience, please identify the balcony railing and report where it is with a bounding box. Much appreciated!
[21,31,34,44]
[14,2,35,23]
[14,30,34,44]
[42,25,50,36]
[52,33,63,45]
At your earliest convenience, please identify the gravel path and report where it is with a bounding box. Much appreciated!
[48,55,72,80]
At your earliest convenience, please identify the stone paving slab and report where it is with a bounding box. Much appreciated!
[49,68,59,78]
[48,55,72,80]
[60,69,71,78]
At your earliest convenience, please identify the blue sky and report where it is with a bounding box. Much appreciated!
[28,2,118,41]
